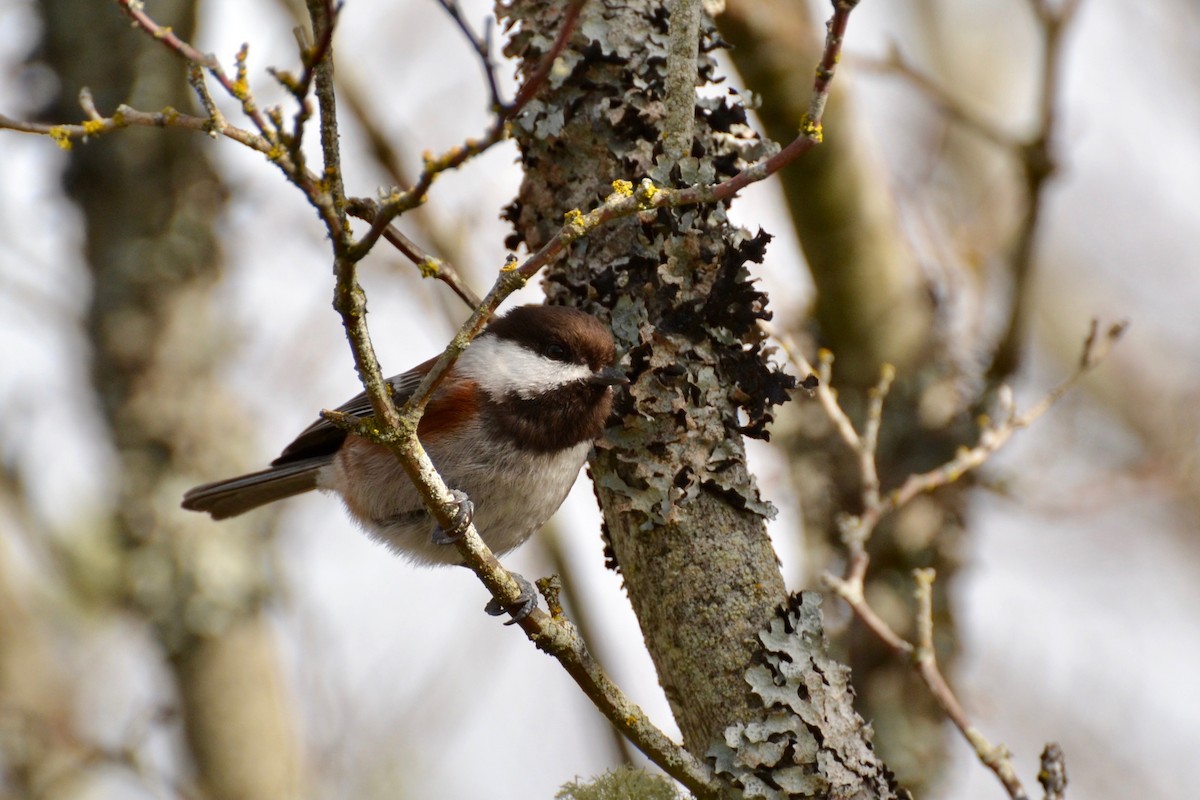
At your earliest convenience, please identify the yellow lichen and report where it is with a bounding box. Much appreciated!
[81,119,106,137]
[563,208,586,230]
[48,126,73,151]
[800,113,824,143]
[638,179,659,202]
[234,44,251,99]
[611,179,633,198]
[418,257,442,279]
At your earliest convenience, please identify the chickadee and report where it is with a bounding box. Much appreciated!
[183,305,625,614]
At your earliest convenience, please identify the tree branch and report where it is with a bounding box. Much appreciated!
[767,321,1124,799]
[663,0,703,161]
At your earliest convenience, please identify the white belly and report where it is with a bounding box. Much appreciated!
[318,433,590,566]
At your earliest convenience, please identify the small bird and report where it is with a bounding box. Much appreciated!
[182,304,625,618]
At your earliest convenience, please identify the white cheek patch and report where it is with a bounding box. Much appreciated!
[458,335,594,399]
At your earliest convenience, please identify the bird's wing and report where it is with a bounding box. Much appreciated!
[271,356,436,465]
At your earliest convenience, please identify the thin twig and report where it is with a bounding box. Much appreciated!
[503,0,587,117]
[884,320,1125,516]
[986,0,1085,386]
[78,88,103,121]
[345,198,482,308]
[0,106,271,155]
[114,0,273,138]
[186,65,227,138]
[110,0,342,225]
[914,570,1029,800]
[436,0,504,112]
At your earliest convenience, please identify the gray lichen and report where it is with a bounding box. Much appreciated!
[709,593,908,800]
[500,0,794,531]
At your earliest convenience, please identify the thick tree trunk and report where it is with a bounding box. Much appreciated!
[501,0,789,752]
[500,2,902,795]
[38,1,303,796]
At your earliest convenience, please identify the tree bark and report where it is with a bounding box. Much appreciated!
[501,0,789,752]
[500,3,901,795]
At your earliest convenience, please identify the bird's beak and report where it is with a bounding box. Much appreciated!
[589,367,629,387]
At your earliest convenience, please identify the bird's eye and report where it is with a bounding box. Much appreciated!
[545,343,568,361]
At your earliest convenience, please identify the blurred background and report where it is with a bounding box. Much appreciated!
[0,0,1197,797]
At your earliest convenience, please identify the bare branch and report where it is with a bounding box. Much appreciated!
[914,569,1029,800]
[345,199,483,308]
[114,0,274,138]
[0,105,270,154]
[1038,742,1069,800]
[766,321,1124,799]
[988,0,1085,385]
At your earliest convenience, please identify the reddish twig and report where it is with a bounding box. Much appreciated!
[504,0,587,116]
[345,198,482,308]
[114,0,273,138]
[347,0,587,260]
[436,0,504,112]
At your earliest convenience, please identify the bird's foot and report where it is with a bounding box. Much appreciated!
[485,572,538,625]
[430,489,474,546]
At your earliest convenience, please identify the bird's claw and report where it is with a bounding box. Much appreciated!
[485,572,538,625]
[431,489,474,546]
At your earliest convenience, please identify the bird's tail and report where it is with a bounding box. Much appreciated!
[182,457,329,519]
